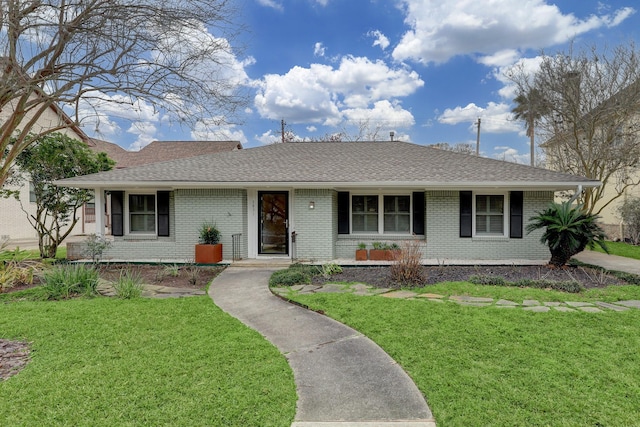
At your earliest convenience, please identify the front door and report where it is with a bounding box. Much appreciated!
[259,191,289,255]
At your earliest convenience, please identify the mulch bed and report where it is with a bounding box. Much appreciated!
[0,339,31,381]
[312,264,628,289]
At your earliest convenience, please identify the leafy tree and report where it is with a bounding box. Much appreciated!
[428,142,475,155]
[13,133,114,258]
[0,0,245,188]
[506,42,640,214]
[511,88,549,166]
[526,202,608,267]
[616,197,640,245]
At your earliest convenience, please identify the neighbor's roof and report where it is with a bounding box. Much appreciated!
[117,140,242,168]
[57,140,599,190]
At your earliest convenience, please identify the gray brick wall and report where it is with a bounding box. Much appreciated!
[293,189,335,261]
[104,189,247,261]
[425,190,552,260]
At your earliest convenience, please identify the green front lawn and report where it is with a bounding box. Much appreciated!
[290,286,640,426]
[591,240,640,260]
[0,297,296,426]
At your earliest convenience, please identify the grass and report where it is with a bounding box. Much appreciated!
[0,297,296,426]
[289,287,640,426]
[591,240,640,260]
[0,246,67,262]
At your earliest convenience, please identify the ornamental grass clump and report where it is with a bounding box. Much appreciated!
[113,270,144,299]
[390,241,426,287]
[42,264,99,299]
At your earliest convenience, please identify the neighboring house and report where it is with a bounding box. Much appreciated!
[57,140,598,263]
[0,102,92,240]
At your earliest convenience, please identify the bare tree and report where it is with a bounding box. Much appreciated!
[428,142,475,155]
[0,0,246,188]
[506,42,640,214]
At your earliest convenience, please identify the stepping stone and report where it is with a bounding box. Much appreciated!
[450,295,494,303]
[426,298,444,303]
[495,305,516,309]
[316,284,350,293]
[523,306,550,312]
[577,306,603,313]
[290,285,306,291]
[565,301,594,307]
[554,306,575,312]
[522,300,541,306]
[543,302,562,307]
[381,290,418,299]
[615,300,640,309]
[351,284,371,292]
[496,299,518,306]
[595,301,630,312]
[298,285,322,294]
[369,288,391,295]
[419,293,445,299]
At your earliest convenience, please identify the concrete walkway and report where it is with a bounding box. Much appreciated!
[573,250,640,275]
[208,267,436,427]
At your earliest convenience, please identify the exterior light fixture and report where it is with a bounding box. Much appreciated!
[309,201,315,209]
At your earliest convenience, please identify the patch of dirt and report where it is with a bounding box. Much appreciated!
[312,265,627,289]
[96,264,225,289]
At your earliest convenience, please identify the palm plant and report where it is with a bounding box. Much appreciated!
[526,202,608,267]
[512,88,549,166]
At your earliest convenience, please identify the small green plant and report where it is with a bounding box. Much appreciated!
[0,261,39,292]
[319,262,343,278]
[83,234,112,263]
[357,242,367,250]
[164,264,180,277]
[42,264,99,299]
[112,270,144,299]
[372,242,384,250]
[199,221,221,245]
[269,269,311,287]
[469,274,506,286]
[186,265,200,286]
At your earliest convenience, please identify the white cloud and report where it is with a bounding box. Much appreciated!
[254,56,424,126]
[127,122,158,151]
[256,0,283,11]
[368,30,390,50]
[392,0,635,64]
[438,102,521,134]
[492,146,530,164]
[314,42,326,57]
[494,56,545,100]
[190,120,248,144]
[343,100,415,128]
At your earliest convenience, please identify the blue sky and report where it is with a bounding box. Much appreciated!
[85,0,639,164]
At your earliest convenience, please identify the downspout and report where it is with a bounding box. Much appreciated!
[567,185,583,205]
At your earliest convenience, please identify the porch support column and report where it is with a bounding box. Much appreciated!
[94,188,105,237]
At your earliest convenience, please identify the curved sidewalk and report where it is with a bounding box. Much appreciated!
[209,267,435,427]
[573,250,640,275]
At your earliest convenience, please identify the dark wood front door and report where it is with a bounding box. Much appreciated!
[259,191,289,255]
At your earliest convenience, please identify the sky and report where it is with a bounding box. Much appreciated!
[83,0,640,164]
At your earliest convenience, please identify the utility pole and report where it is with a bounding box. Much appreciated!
[475,118,481,156]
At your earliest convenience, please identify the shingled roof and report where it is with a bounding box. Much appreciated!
[117,140,242,168]
[58,141,599,190]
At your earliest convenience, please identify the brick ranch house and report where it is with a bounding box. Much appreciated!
[56,140,599,263]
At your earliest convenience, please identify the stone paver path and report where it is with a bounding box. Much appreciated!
[273,283,638,313]
[97,281,205,298]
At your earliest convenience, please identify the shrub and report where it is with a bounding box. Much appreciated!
[198,221,221,245]
[42,264,99,299]
[469,274,506,286]
[0,260,42,292]
[269,269,311,287]
[319,262,342,278]
[83,234,112,263]
[617,197,640,244]
[112,270,144,299]
[390,241,425,287]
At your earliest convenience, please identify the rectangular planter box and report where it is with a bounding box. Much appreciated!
[369,249,400,261]
[195,244,223,264]
[355,249,368,261]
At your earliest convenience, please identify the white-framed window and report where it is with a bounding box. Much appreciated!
[474,193,507,236]
[128,194,156,234]
[351,193,412,234]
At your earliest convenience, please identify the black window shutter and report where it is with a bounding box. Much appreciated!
[111,191,124,236]
[157,191,170,237]
[337,191,350,234]
[510,191,523,238]
[460,191,472,238]
[412,191,425,235]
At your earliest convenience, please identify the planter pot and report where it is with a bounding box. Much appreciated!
[195,243,223,264]
[355,249,368,261]
[369,249,400,261]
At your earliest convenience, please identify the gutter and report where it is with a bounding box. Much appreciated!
[567,184,583,204]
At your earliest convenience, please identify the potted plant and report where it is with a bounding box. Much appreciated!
[355,242,368,261]
[369,242,400,261]
[195,221,222,263]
